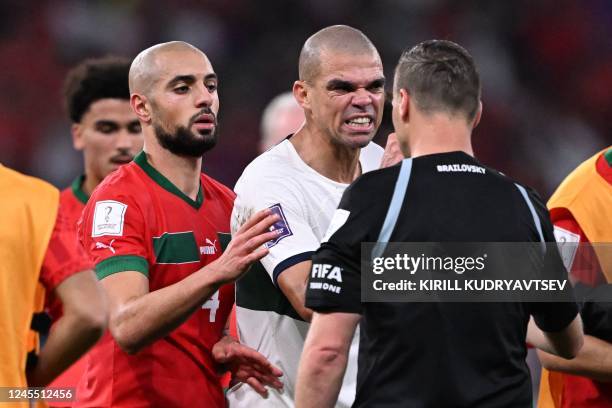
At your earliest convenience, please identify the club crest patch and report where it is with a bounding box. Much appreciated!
[92,200,127,237]
[265,203,293,248]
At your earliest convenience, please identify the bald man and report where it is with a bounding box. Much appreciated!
[229,25,401,407]
[75,41,282,408]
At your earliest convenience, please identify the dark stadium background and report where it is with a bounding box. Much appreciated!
[0,0,610,403]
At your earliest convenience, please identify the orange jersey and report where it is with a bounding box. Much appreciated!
[539,148,612,408]
[0,165,92,408]
[0,164,58,401]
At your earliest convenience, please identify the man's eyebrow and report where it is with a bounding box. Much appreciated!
[326,77,386,91]
[368,77,386,88]
[167,73,217,88]
[326,79,356,91]
[94,120,118,126]
[167,74,197,88]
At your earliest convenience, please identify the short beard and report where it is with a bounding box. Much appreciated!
[153,122,218,158]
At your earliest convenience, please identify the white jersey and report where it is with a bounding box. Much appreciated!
[228,139,383,407]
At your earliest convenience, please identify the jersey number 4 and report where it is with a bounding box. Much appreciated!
[202,290,220,322]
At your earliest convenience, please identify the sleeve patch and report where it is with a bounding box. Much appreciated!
[265,203,293,248]
[553,226,580,272]
[92,200,128,237]
[321,209,351,243]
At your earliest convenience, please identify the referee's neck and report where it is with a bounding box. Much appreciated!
[405,119,474,159]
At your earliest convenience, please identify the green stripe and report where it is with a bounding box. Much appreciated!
[96,255,148,279]
[71,175,89,204]
[604,148,612,167]
[218,232,231,251]
[237,261,305,321]
[153,231,200,264]
[134,151,203,209]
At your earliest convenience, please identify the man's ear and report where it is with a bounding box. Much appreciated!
[472,100,483,129]
[293,80,309,110]
[399,88,410,122]
[72,123,84,151]
[131,93,151,124]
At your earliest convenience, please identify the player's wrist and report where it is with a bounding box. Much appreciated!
[199,262,228,288]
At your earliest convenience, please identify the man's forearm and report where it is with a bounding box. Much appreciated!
[296,346,348,408]
[110,267,223,353]
[28,311,104,386]
[538,335,612,382]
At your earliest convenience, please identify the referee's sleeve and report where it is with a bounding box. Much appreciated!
[526,187,579,332]
[305,175,384,314]
[306,241,362,314]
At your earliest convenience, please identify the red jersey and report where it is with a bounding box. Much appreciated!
[76,152,235,408]
[41,194,92,304]
[46,176,88,320]
[46,176,89,407]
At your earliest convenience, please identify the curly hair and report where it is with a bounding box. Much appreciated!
[63,56,132,123]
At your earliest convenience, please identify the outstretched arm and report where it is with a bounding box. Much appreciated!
[28,270,107,386]
[527,315,583,359]
[102,209,279,354]
[537,335,612,382]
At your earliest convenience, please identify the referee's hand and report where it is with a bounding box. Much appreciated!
[209,209,280,284]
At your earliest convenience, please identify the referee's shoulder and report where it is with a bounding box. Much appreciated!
[480,162,548,209]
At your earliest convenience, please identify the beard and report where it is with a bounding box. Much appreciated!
[153,111,218,158]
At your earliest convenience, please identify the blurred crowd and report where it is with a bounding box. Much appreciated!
[0,0,610,198]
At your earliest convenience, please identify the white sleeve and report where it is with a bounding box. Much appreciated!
[232,171,319,286]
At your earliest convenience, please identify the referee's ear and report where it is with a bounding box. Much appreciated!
[399,88,410,123]
[472,100,483,129]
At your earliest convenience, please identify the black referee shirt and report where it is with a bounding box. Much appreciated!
[305,151,578,408]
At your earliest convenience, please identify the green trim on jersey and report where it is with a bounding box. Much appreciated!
[134,151,204,209]
[605,148,612,167]
[71,175,89,205]
[96,255,149,279]
[153,231,200,264]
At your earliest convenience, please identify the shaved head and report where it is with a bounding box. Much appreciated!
[129,41,205,95]
[298,25,380,83]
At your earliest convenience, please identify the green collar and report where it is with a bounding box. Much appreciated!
[604,148,612,167]
[71,175,89,205]
[134,151,204,209]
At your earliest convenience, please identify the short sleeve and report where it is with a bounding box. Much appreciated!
[79,189,149,280]
[40,208,92,291]
[232,173,319,286]
[305,181,375,314]
[525,188,579,332]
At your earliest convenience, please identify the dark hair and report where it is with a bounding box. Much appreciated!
[394,40,481,121]
[63,56,132,123]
